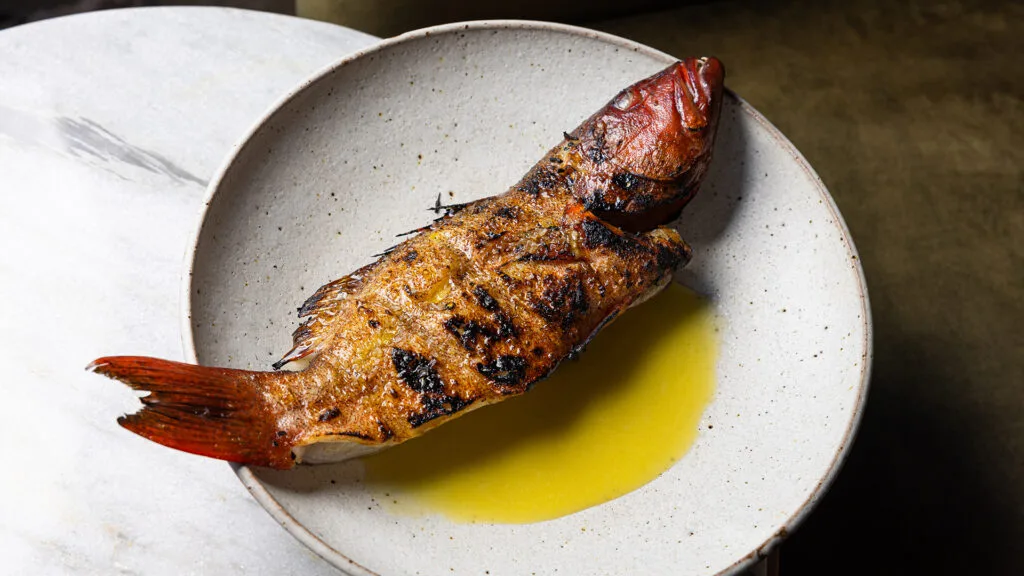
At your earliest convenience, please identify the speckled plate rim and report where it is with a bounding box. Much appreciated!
[180,19,872,576]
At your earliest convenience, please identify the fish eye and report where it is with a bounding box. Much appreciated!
[612,89,639,111]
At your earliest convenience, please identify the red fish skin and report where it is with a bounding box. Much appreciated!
[561,57,725,232]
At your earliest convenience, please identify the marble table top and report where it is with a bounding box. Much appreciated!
[0,8,768,575]
[0,7,376,574]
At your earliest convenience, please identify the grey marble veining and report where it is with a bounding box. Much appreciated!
[0,105,205,184]
[56,116,207,185]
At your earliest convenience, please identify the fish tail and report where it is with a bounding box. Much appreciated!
[87,356,296,469]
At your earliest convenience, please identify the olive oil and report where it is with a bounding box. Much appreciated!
[364,283,716,523]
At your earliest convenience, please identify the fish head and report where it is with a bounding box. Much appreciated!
[570,57,725,230]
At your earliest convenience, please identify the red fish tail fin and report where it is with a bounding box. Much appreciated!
[87,356,295,469]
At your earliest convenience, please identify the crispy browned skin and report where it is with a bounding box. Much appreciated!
[267,184,691,450]
[89,58,725,469]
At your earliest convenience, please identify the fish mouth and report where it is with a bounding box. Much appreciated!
[673,57,724,131]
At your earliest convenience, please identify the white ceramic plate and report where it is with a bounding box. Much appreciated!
[184,21,870,576]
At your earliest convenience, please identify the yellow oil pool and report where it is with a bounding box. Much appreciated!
[363,283,717,523]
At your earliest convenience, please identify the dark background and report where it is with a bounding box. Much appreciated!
[5,0,1020,574]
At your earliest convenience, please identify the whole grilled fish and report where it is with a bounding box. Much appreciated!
[89,58,725,469]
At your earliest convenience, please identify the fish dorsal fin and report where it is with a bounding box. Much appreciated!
[272,264,372,370]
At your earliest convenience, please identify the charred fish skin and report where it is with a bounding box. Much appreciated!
[89,58,725,469]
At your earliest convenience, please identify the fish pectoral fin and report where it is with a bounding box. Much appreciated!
[274,265,372,370]
[87,356,296,469]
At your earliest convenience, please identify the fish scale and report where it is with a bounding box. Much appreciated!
[88,57,725,469]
